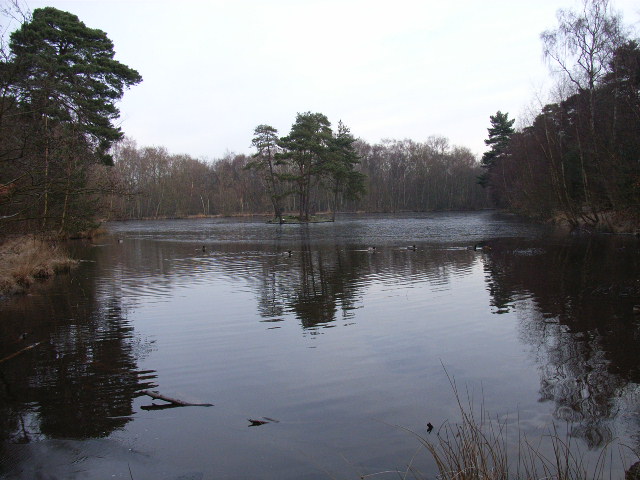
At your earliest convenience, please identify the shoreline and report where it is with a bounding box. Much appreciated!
[0,235,77,297]
[102,208,495,223]
[102,208,640,234]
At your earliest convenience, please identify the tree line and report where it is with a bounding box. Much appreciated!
[3,1,638,235]
[481,0,640,231]
[104,133,488,221]
[0,5,489,235]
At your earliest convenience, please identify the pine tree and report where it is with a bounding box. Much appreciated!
[325,121,366,220]
[277,112,333,220]
[9,7,142,164]
[3,7,141,233]
[248,124,284,221]
[479,111,515,188]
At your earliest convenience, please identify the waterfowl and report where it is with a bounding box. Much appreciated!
[470,242,490,251]
[407,245,417,251]
[283,250,292,257]
[426,422,433,433]
[367,246,376,252]
[202,245,206,252]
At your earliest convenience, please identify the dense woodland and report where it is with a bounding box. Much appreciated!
[1,0,638,236]
[481,0,640,231]
[105,135,487,221]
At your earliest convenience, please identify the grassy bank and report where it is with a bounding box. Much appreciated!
[0,236,77,296]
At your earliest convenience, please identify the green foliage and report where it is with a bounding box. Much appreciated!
[0,7,141,235]
[278,112,333,167]
[247,114,367,221]
[277,112,335,220]
[9,7,142,164]
[250,124,280,164]
[248,124,284,218]
[326,121,366,202]
[479,111,515,189]
[481,111,515,168]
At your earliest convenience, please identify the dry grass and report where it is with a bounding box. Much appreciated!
[0,235,77,295]
[68,225,107,239]
[370,369,637,480]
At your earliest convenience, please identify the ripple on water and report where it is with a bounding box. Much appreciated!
[4,213,635,480]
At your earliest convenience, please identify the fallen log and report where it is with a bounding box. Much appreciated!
[0,341,43,365]
[140,390,213,407]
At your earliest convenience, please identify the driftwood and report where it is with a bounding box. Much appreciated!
[0,341,43,365]
[140,390,213,408]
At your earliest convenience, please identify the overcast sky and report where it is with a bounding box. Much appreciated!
[16,0,640,160]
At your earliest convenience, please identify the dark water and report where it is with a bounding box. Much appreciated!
[1,212,639,479]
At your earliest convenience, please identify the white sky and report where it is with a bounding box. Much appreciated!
[18,0,640,160]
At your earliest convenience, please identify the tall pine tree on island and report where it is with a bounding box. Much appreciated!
[277,112,333,221]
[248,124,285,222]
[325,121,366,221]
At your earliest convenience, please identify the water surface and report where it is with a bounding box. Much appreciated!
[1,212,639,479]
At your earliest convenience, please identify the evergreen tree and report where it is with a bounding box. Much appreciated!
[0,7,141,233]
[325,121,366,220]
[277,112,333,220]
[9,7,142,165]
[248,124,285,221]
[479,111,515,189]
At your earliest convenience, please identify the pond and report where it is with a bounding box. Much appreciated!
[1,211,639,479]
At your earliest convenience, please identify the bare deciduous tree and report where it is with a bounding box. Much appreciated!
[541,0,625,93]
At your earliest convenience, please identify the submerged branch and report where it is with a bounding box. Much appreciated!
[140,389,213,408]
[0,341,43,364]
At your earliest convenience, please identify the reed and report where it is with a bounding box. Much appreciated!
[373,369,637,480]
[415,373,510,480]
[0,235,77,295]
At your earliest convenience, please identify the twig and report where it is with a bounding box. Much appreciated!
[0,341,43,364]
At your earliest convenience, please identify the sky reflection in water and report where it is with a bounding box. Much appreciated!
[1,212,639,479]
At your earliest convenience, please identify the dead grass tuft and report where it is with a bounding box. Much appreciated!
[0,236,77,296]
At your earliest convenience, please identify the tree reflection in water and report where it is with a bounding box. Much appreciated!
[252,238,478,332]
[0,249,156,451]
[3,216,640,478]
[482,236,640,448]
